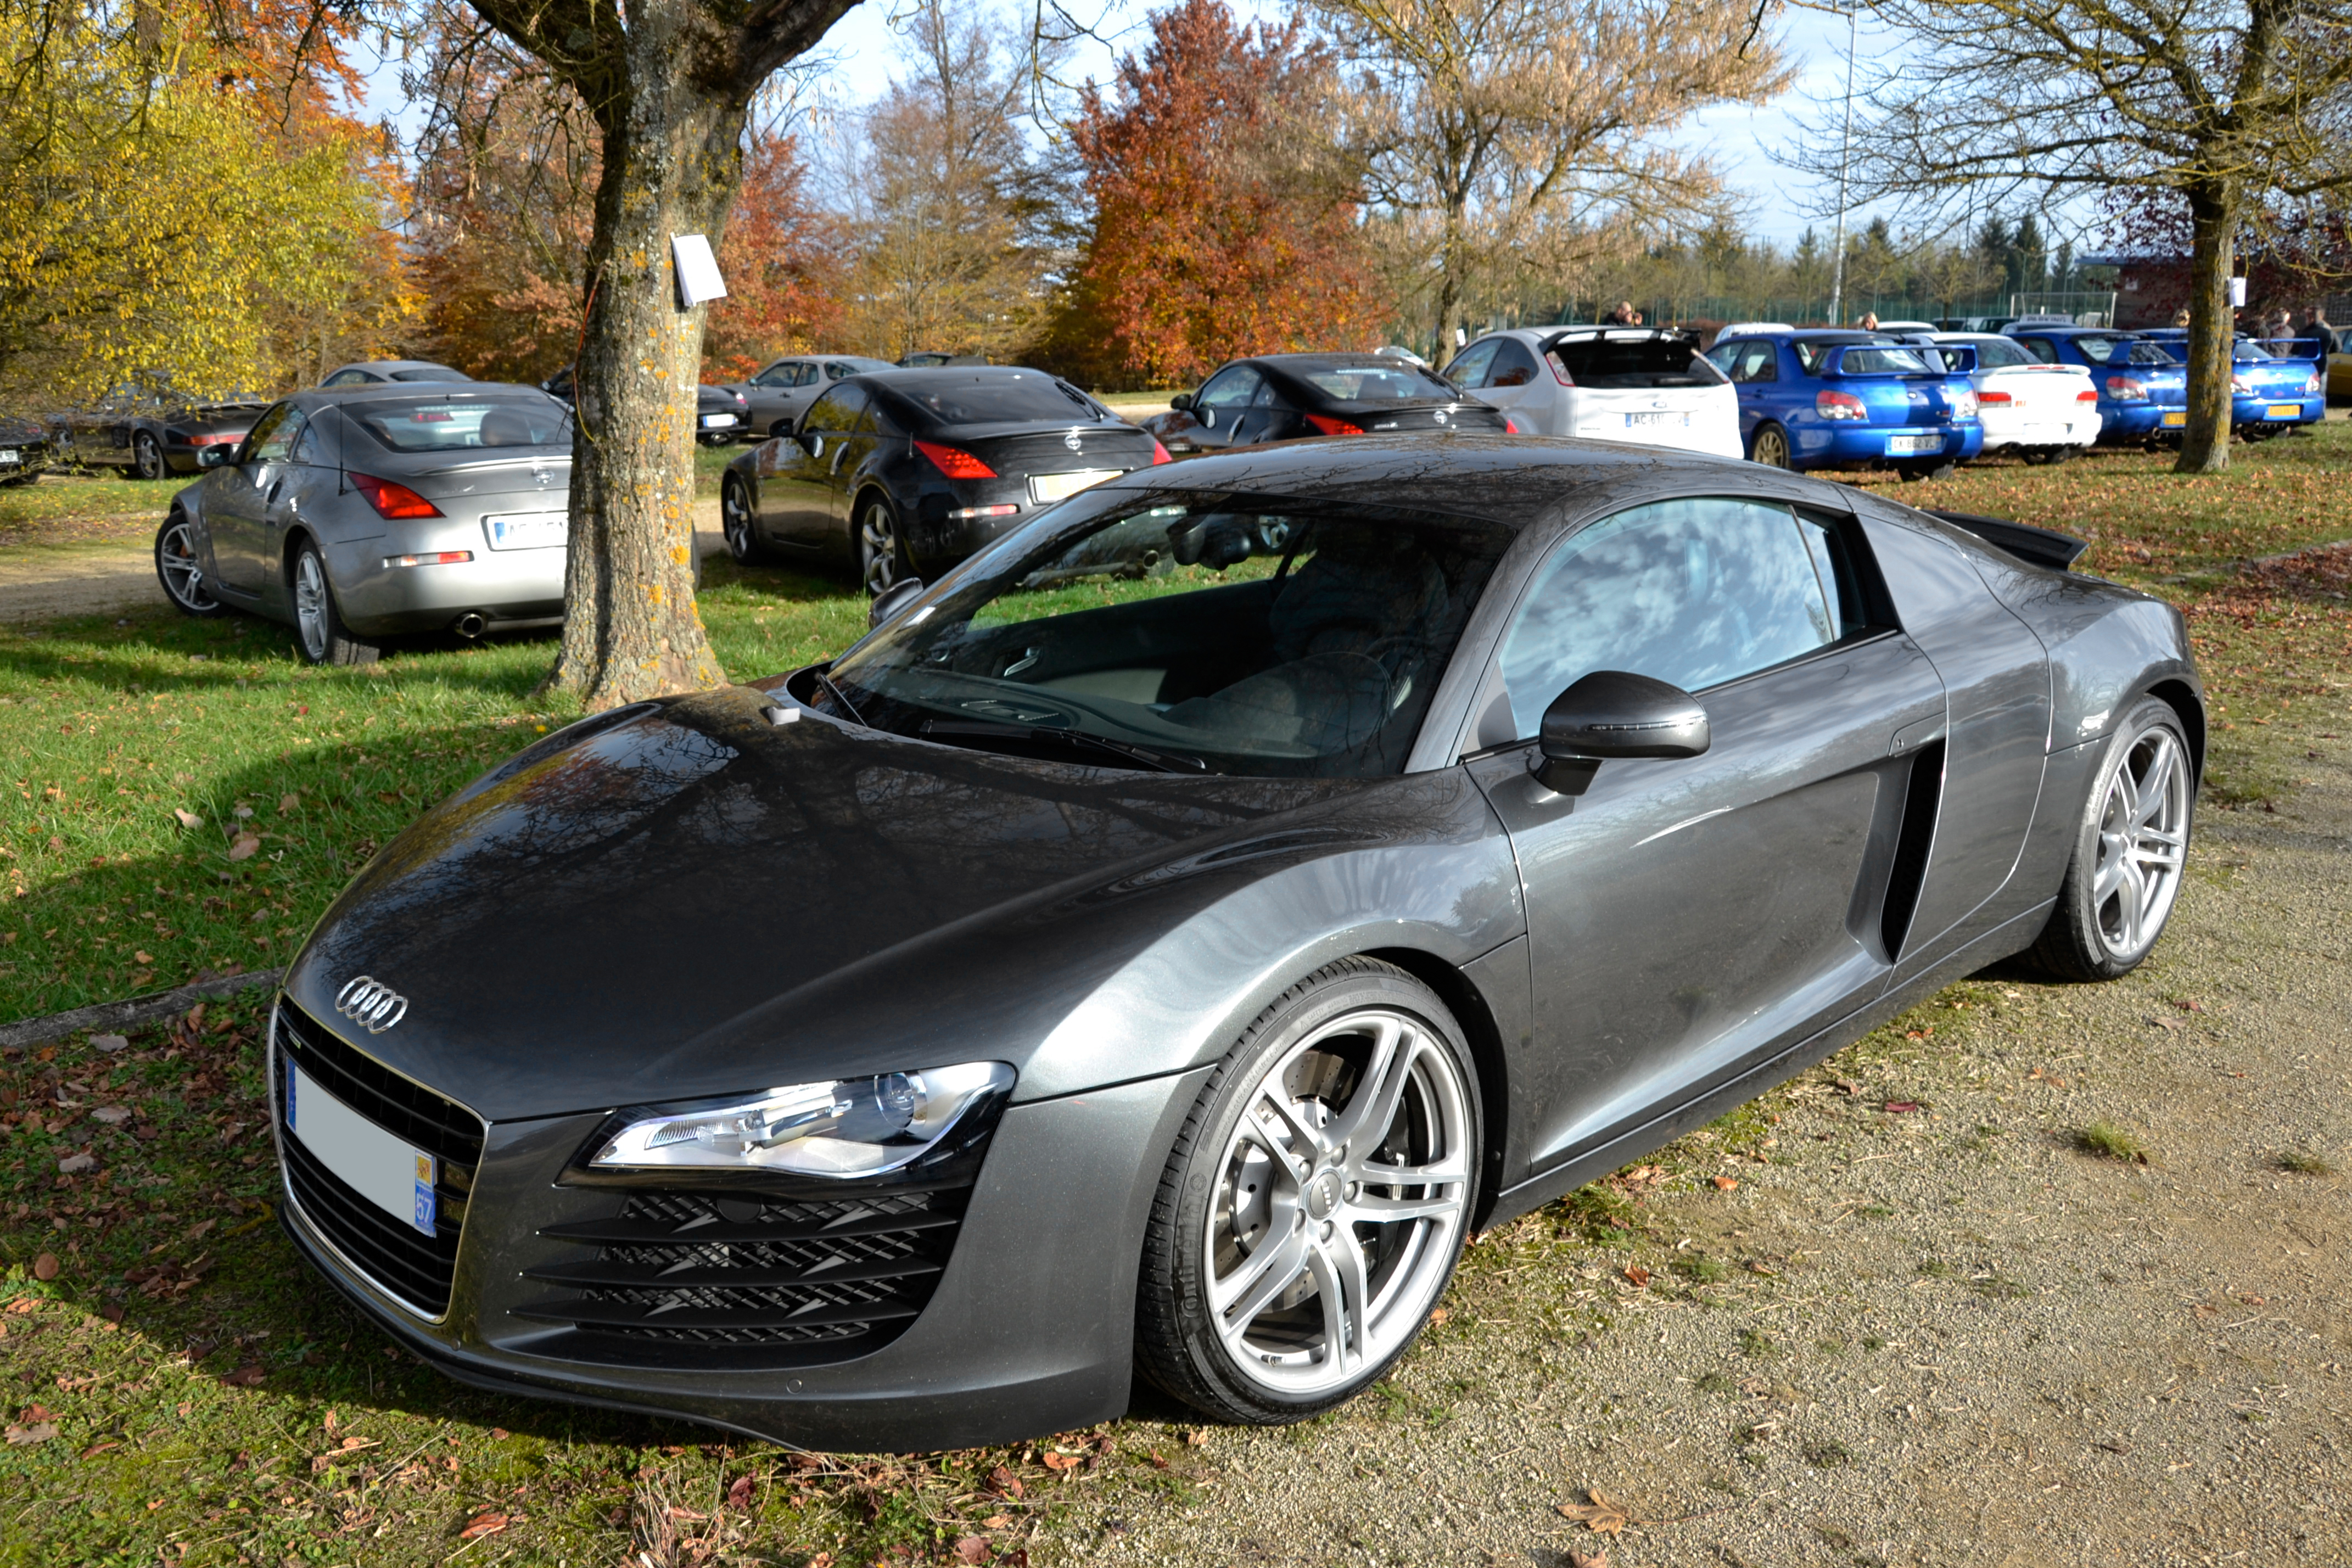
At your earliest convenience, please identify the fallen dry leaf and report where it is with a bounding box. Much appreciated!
[226,832,261,863]
[279,793,300,813]
[456,1512,508,1541]
[1558,1488,1628,1535]
[1622,1264,1651,1289]
[724,1472,755,1510]
[1567,1548,1611,1568]
[1428,1306,1449,1324]
[983,1513,1012,1528]
[90,1033,128,1054]
[953,1537,992,1564]
[1040,1451,1082,1472]
[221,1364,266,1388]
[91,1106,131,1125]
[56,1152,96,1175]
[4,1423,59,1446]
[31,1253,59,1281]
[987,1465,1024,1499]
[1711,1175,1739,1191]
[1883,1100,1922,1114]
[172,808,203,831]
[1184,1429,1210,1447]
[2172,997,2205,1013]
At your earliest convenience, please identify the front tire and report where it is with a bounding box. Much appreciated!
[290,540,379,666]
[1748,422,1791,469]
[155,512,227,617]
[721,474,766,564]
[1135,958,1481,1425]
[2024,696,2193,982]
[856,496,910,597]
[132,431,166,481]
[1897,458,1957,482]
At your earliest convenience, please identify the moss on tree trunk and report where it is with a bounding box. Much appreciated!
[2176,186,2238,477]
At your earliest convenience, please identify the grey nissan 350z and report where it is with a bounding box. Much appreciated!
[270,435,2200,1450]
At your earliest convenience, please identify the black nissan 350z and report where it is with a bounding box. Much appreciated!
[720,367,1168,595]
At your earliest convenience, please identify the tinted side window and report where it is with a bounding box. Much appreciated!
[2020,335,2066,363]
[1728,342,1778,383]
[1488,339,1542,388]
[803,387,864,433]
[247,405,304,462]
[322,370,366,387]
[1794,341,1835,374]
[1442,338,1502,388]
[1197,366,1263,409]
[1495,497,1837,737]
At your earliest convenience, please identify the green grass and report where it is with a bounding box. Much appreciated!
[2277,1149,2336,1175]
[2077,1121,2152,1164]
[0,471,186,535]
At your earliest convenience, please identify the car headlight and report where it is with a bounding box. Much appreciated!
[590,1062,1015,1177]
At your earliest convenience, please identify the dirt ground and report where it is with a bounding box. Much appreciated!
[1048,729,2352,1567]
[0,501,727,623]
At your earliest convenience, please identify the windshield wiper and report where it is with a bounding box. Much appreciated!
[814,667,866,726]
[919,718,1205,774]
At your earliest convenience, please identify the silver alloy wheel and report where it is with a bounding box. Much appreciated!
[859,505,900,595]
[294,548,330,662]
[134,431,163,480]
[157,518,216,612]
[722,479,754,561]
[2090,722,2191,961]
[1205,1007,1471,1396]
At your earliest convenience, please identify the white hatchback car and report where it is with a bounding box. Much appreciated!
[1922,333,2102,462]
[1443,328,1742,457]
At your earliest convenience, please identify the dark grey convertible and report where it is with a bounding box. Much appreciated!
[268,436,2198,1449]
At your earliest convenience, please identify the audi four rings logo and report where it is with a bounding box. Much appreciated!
[1063,429,1083,451]
[335,976,408,1034]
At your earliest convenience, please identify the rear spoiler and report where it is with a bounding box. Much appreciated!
[1925,509,2088,572]
[1825,344,1976,376]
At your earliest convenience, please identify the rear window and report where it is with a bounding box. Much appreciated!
[887,373,1103,425]
[1834,347,1934,375]
[390,367,468,383]
[1299,364,1461,402]
[1963,337,2036,369]
[346,393,572,452]
[1543,334,1726,388]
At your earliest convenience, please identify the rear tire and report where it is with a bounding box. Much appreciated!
[856,496,910,597]
[290,540,379,666]
[1135,958,1480,1425]
[1748,422,1791,469]
[132,431,165,481]
[2023,696,2193,982]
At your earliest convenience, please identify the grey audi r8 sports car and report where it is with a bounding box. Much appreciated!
[155,383,575,663]
[270,435,2199,1451]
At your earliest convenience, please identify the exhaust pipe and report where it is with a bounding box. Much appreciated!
[452,612,488,639]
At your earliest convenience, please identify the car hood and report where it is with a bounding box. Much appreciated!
[283,684,1387,1122]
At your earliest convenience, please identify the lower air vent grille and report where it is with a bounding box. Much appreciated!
[514,1189,966,1365]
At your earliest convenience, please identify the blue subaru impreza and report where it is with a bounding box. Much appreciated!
[2135,329,2326,437]
[1705,329,1983,480]
[2000,324,2190,446]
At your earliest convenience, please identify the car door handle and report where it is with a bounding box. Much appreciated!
[1889,715,1946,756]
[830,446,848,475]
[266,480,281,503]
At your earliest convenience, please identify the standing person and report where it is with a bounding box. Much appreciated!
[2172,307,2192,328]
[1858,310,1879,332]
[2303,306,2339,356]
[1608,300,1637,326]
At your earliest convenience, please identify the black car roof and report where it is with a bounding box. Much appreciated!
[300,383,557,407]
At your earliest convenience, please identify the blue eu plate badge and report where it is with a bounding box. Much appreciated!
[413,1153,438,1236]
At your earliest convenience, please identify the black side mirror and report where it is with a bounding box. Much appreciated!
[1169,392,1195,412]
[868,576,926,629]
[197,445,236,469]
[1531,670,1710,795]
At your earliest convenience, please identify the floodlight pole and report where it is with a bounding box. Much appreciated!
[1828,0,1858,326]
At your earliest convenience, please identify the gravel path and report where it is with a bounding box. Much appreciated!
[1053,731,2351,1566]
[0,502,726,624]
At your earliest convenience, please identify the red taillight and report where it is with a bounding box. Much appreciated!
[348,472,442,519]
[1503,415,1522,434]
[2105,376,2147,402]
[1306,413,1365,436]
[2076,388,2099,404]
[915,439,995,479]
[1815,389,1868,421]
[1544,350,1576,385]
[1976,389,2013,406]
[188,432,240,446]
[383,551,473,567]
[1150,439,1173,464]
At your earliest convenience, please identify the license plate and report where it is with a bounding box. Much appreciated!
[2162,411,2187,426]
[1028,469,1122,505]
[285,1061,438,1236]
[2265,403,2300,419]
[1622,411,1690,428]
[701,413,738,428]
[484,511,568,551]
[1885,434,1942,456]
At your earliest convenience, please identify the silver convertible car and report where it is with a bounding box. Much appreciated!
[269,436,2198,1449]
[154,384,575,663]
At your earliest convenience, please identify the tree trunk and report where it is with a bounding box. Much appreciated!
[2175,183,2237,475]
[552,15,746,710]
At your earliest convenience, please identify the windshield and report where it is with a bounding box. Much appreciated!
[1300,364,1462,402]
[1543,334,1725,387]
[887,373,1102,425]
[390,366,468,383]
[824,491,1514,777]
[346,392,573,452]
